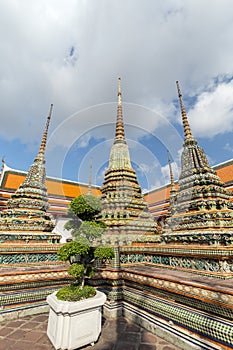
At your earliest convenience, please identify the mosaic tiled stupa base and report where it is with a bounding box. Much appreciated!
[0,106,69,318]
[100,79,157,244]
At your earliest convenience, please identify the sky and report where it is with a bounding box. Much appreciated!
[1,0,233,192]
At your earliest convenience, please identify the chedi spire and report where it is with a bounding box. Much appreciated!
[37,103,53,161]
[114,77,126,144]
[168,151,176,193]
[176,81,196,145]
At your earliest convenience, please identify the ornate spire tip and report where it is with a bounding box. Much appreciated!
[176,81,182,98]
[117,78,122,106]
[37,104,53,159]
[118,78,121,94]
[176,81,195,143]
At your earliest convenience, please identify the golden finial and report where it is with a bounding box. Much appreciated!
[176,81,195,143]
[37,104,53,159]
[88,158,92,195]
[118,77,122,106]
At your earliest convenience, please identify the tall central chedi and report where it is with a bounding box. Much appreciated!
[100,78,157,243]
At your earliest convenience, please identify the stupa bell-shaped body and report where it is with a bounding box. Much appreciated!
[100,79,157,243]
[0,105,60,244]
[163,82,233,245]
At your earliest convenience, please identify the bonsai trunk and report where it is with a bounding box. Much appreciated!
[80,266,87,289]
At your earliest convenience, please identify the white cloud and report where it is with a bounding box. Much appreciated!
[76,133,91,148]
[1,0,233,180]
[138,163,152,174]
[187,79,233,138]
[224,142,233,153]
[1,1,233,144]
[161,162,179,184]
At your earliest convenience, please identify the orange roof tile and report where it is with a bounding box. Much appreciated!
[4,173,25,190]
[144,185,178,205]
[215,163,233,184]
[2,172,101,199]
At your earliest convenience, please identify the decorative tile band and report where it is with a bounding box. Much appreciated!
[0,279,70,292]
[0,253,58,264]
[0,270,69,284]
[125,280,233,321]
[121,245,233,258]
[0,287,60,307]
[122,270,233,308]
[123,303,223,350]
[0,245,61,253]
[123,287,233,348]
[0,233,60,244]
[120,253,233,278]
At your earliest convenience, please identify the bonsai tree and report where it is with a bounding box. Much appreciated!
[64,194,106,242]
[56,240,114,301]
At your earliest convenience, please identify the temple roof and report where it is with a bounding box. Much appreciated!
[0,167,101,198]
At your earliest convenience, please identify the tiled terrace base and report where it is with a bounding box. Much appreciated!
[0,312,182,350]
[96,265,233,349]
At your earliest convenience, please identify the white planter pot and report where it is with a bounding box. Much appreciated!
[46,290,106,350]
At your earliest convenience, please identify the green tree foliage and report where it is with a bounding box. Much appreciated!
[68,263,85,282]
[64,194,106,241]
[57,195,113,301]
[56,241,114,301]
[56,285,96,302]
[94,245,115,260]
[72,221,106,241]
[57,241,90,263]
[69,194,102,221]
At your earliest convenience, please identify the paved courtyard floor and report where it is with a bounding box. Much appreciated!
[0,312,182,350]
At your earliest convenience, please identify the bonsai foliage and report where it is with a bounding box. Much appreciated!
[56,240,114,301]
[64,194,106,241]
[94,246,115,261]
[69,194,102,221]
[57,241,89,264]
